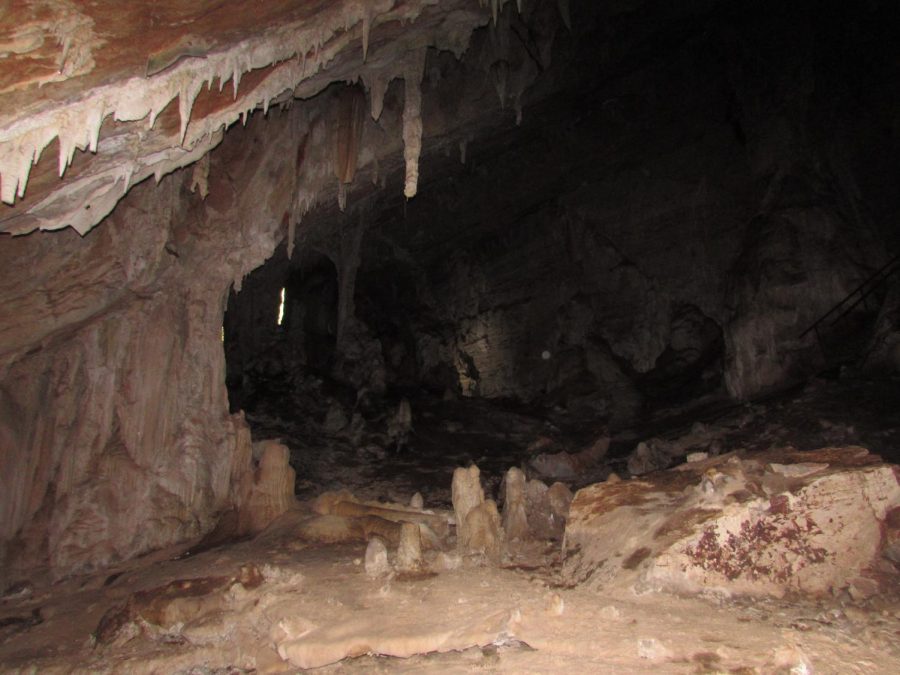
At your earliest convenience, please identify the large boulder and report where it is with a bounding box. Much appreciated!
[563,447,900,599]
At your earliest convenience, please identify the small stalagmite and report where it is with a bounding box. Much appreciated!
[239,440,297,534]
[452,464,485,549]
[502,467,529,541]
[461,500,504,564]
[452,464,504,561]
[396,522,423,572]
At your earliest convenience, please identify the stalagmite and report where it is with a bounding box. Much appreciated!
[396,522,423,571]
[502,467,529,541]
[401,49,428,199]
[365,537,391,577]
[461,500,504,563]
[452,465,485,551]
[238,440,297,534]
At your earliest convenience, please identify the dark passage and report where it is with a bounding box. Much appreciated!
[223,0,900,503]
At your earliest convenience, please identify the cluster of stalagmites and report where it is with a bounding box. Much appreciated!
[77,438,900,671]
[300,461,574,579]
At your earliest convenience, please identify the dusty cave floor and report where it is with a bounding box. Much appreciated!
[1,512,900,674]
[3,372,900,673]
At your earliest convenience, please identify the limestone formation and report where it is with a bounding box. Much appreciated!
[387,398,413,451]
[563,447,900,599]
[452,465,486,551]
[238,440,297,534]
[312,490,451,539]
[502,467,529,541]
[460,500,505,564]
[546,482,574,536]
[364,537,391,578]
[396,522,423,572]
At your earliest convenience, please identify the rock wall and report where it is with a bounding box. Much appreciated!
[0,104,305,585]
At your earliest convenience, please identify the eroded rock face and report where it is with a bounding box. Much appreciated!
[563,447,900,599]
[0,102,305,585]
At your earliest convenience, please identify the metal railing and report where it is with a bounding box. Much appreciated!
[799,252,900,349]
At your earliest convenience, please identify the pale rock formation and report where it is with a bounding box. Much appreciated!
[460,500,504,564]
[0,1,499,236]
[387,397,413,451]
[502,468,573,542]
[237,440,297,534]
[501,467,529,541]
[563,447,900,599]
[313,490,451,540]
[546,482,574,534]
[396,522,423,572]
[364,537,391,578]
[452,465,485,550]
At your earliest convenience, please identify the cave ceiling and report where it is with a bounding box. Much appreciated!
[0,0,557,237]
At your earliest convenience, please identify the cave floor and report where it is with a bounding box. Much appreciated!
[1,509,899,674]
[3,372,900,672]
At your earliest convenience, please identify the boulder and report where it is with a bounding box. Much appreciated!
[563,447,900,599]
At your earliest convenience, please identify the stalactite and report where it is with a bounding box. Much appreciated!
[363,71,390,122]
[402,49,428,200]
[333,86,367,185]
[361,9,372,62]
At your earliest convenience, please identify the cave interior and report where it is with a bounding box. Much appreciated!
[2,0,900,671]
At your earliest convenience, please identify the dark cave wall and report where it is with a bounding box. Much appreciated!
[351,3,890,411]
[222,1,899,420]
